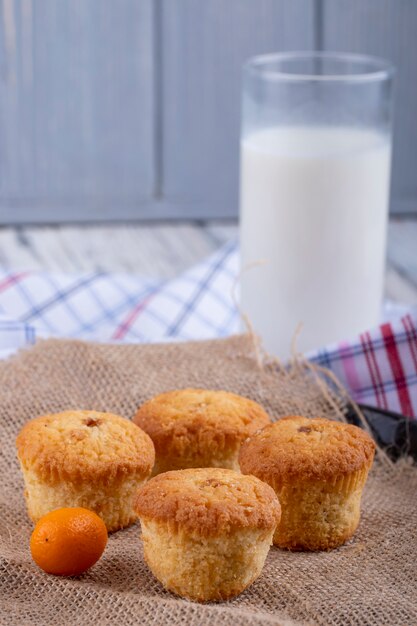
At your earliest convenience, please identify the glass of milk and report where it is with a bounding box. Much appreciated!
[240,52,394,359]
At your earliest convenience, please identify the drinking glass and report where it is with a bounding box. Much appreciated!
[240,52,394,359]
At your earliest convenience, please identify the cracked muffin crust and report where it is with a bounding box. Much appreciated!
[239,415,375,551]
[16,410,155,531]
[133,388,271,474]
[134,468,281,601]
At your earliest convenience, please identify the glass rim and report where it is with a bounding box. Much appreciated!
[244,51,395,83]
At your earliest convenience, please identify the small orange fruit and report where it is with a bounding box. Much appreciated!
[30,507,108,576]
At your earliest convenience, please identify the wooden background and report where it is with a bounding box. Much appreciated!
[0,0,416,224]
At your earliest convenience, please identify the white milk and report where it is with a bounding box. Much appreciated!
[240,126,391,358]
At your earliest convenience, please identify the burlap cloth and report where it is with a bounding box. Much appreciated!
[0,335,416,626]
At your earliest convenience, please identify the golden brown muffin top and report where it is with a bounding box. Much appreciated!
[16,410,155,484]
[134,467,281,538]
[239,416,375,483]
[133,388,271,456]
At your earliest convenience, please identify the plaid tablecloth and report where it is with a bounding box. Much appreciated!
[1,242,416,417]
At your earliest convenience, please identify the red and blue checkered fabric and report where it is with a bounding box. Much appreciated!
[310,314,417,418]
[0,242,416,417]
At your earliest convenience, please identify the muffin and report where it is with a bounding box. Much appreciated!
[134,467,281,602]
[16,410,155,531]
[133,388,271,474]
[239,416,375,551]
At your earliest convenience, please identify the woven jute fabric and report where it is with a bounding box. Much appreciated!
[1,336,416,626]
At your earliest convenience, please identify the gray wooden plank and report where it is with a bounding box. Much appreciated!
[0,228,44,270]
[0,199,240,224]
[0,223,220,278]
[204,223,238,247]
[0,0,154,221]
[322,0,417,214]
[161,0,315,218]
[2,219,416,308]
[385,266,417,306]
[387,218,417,286]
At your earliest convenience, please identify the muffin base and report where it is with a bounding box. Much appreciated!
[140,518,274,601]
[273,470,369,551]
[21,467,147,532]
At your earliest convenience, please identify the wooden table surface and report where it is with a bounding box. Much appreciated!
[0,218,416,306]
